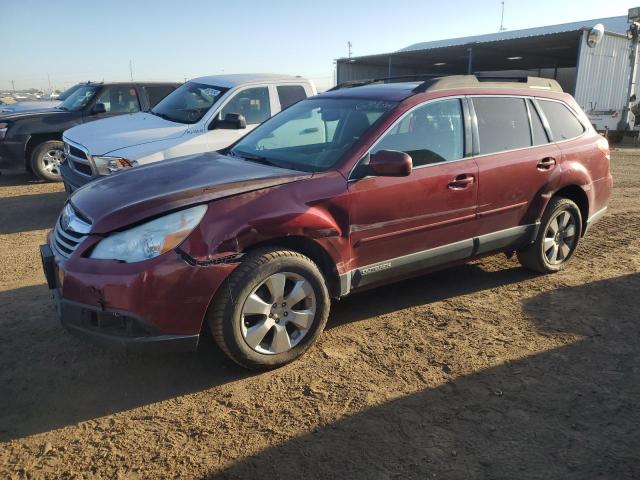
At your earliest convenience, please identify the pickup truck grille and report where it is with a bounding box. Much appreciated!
[52,203,91,258]
[64,142,94,177]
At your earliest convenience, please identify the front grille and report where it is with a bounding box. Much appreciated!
[69,145,87,160]
[52,204,91,258]
[70,159,92,175]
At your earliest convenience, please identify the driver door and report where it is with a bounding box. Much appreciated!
[347,98,479,289]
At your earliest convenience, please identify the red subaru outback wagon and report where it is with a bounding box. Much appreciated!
[41,75,612,370]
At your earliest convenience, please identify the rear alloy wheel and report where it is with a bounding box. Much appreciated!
[31,140,64,182]
[517,197,582,273]
[208,248,330,370]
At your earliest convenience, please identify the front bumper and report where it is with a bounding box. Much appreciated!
[60,161,94,194]
[40,237,239,353]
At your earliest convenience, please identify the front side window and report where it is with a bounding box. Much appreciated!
[372,98,464,166]
[231,98,396,172]
[220,87,271,125]
[58,85,101,111]
[93,86,140,114]
[151,82,228,124]
[473,97,531,155]
[538,99,585,141]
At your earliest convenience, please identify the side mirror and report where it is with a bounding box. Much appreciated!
[210,113,247,130]
[368,150,412,177]
[91,103,107,115]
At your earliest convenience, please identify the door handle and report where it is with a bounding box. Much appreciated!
[448,174,475,190]
[537,157,556,170]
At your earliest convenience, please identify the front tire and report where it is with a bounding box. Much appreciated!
[208,248,330,370]
[30,140,64,182]
[517,197,582,273]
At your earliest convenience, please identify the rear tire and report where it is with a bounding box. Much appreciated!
[208,248,330,370]
[30,140,64,182]
[517,197,582,273]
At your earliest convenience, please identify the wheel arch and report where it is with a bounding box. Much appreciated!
[25,133,63,169]
[552,184,589,236]
[243,236,342,298]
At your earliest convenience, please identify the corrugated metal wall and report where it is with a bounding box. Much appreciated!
[574,31,636,113]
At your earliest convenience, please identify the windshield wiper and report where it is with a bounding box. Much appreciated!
[231,150,279,167]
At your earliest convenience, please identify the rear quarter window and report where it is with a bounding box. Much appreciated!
[277,85,307,110]
[537,99,585,141]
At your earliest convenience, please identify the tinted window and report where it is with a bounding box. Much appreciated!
[372,98,464,166]
[231,98,396,172]
[221,87,271,125]
[94,86,140,114]
[528,99,549,145]
[473,97,530,155]
[538,99,585,141]
[277,85,307,110]
[144,85,177,108]
[58,85,100,111]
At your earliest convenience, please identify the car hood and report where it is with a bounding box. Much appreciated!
[70,152,312,233]
[0,100,61,113]
[0,108,71,121]
[64,112,189,156]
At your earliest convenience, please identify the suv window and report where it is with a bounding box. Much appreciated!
[528,99,549,146]
[473,97,530,155]
[538,99,585,141]
[221,87,271,125]
[94,86,140,114]
[144,85,177,108]
[277,85,307,110]
[372,98,464,166]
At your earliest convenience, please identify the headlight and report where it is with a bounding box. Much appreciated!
[90,205,207,263]
[93,156,138,175]
[0,122,9,140]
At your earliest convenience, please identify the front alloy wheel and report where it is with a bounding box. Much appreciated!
[31,140,65,182]
[208,248,330,370]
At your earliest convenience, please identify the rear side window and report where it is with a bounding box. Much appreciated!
[538,99,585,141]
[528,99,549,146]
[473,97,530,155]
[277,85,307,110]
[372,98,464,167]
[144,85,177,108]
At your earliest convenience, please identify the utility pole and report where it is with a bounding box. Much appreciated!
[348,41,352,58]
[499,1,507,32]
[47,74,51,94]
[129,60,134,82]
[11,80,15,92]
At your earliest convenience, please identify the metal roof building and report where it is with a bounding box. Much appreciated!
[336,15,638,131]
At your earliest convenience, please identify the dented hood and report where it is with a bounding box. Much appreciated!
[69,152,310,233]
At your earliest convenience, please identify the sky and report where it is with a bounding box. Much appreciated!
[1,0,637,92]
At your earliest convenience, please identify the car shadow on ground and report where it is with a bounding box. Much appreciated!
[0,171,45,188]
[213,274,640,479]
[0,262,539,442]
[0,190,66,234]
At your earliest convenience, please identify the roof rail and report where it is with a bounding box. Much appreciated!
[328,74,449,91]
[413,75,563,93]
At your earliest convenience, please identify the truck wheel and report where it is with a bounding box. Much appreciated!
[30,140,64,182]
[517,197,582,273]
[208,248,330,370]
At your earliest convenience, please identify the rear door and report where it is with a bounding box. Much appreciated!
[471,96,561,254]
[347,97,479,288]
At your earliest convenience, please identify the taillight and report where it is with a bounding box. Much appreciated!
[597,136,610,161]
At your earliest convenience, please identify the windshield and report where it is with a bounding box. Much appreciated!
[58,85,101,111]
[231,98,397,172]
[57,84,82,101]
[151,82,228,124]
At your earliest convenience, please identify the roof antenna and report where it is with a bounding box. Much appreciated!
[499,1,507,31]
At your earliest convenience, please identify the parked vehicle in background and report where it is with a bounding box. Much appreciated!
[0,82,180,181]
[40,75,611,370]
[0,83,84,113]
[60,74,316,193]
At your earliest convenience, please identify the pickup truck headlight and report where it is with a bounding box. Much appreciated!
[90,205,207,263]
[0,122,9,140]
[93,156,138,175]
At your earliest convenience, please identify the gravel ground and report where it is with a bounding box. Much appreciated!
[0,151,639,479]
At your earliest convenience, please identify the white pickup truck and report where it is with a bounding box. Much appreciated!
[61,74,316,192]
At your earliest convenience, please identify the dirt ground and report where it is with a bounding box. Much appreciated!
[0,151,639,479]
